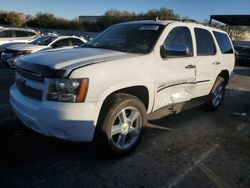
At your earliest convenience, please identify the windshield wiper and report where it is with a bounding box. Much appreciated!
[95,45,125,52]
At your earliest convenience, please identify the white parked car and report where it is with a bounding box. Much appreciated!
[0,27,39,45]
[10,20,235,156]
[1,35,87,68]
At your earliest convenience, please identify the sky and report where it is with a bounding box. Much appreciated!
[0,0,250,22]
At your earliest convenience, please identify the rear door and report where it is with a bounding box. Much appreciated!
[193,27,221,98]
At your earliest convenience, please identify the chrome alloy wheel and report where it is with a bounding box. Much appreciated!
[111,107,142,150]
[212,84,224,107]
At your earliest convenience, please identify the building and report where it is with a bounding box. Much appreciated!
[79,16,102,22]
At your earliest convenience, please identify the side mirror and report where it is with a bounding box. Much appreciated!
[160,44,191,58]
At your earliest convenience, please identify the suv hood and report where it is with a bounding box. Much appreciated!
[7,43,50,52]
[17,47,140,77]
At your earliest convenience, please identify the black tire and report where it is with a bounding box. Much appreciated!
[204,76,225,111]
[95,93,147,157]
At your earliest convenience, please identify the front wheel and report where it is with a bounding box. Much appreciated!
[204,76,226,111]
[96,94,147,156]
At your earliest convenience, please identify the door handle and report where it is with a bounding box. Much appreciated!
[185,64,196,69]
[213,61,221,65]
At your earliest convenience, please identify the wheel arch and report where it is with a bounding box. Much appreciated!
[100,85,150,112]
[218,70,229,85]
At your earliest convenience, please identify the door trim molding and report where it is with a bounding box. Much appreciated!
[157,79,210,93]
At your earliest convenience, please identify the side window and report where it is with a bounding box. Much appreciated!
[164,26,193,56]
[213,31,233,54]
[0,30,13,38]
[195,28,216,56]
[27,31,36,36]
[15,30,29,37]
[71,38,84,46]
[52,39,70,48]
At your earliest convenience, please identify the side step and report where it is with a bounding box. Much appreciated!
[148,97,206,120]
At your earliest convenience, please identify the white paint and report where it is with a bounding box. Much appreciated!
[10,20,234,142]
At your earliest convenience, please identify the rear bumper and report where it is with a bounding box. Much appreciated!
[10,84,102,142]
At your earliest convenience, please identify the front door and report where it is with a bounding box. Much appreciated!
[154,26,196,111]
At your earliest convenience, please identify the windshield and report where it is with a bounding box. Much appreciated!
[84,23,164,54]
[29,36,57,46]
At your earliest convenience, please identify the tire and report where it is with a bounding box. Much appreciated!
[95,93,147,157]
[204,76,226,111]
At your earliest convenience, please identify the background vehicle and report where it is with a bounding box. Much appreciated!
[0,27,39,45]
[10,20,235,156]
[1,35,87,68]
[0,42,26,67]
[233,40,250,65]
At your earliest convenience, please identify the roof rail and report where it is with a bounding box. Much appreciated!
[179,19,199,23]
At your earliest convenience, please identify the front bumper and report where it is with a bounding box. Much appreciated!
[1,54,17,68]
[10,84,102,142]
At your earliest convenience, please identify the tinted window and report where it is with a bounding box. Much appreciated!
[71,38,84,46]
[164,26,193,55]
[213,31,233,54]
[15,30,29,37]
[0,30,13,38]
[27,31,36,36]
[195,28,216,56]
[52,39,70,48]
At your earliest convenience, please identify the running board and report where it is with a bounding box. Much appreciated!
[148,97,206,120]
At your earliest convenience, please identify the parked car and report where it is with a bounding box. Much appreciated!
[0,42,26,67]
[1,35,87,68]
[0,27,39,45]
[233,40,250,65]
[10,20,235,156]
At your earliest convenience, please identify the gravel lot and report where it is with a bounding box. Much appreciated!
[0,66,250,188]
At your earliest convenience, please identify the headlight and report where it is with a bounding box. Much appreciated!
[47,78,88,102]
[18,50,33,55]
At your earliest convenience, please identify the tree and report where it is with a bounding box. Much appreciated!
[94,8,180,31]
[0,8,182,32]
[26,13,69,29]
[0,11,22,26]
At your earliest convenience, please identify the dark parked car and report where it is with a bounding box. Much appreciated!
[233,41,250,65]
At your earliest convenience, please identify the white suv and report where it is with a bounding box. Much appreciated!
[0,27,39,45]
[10,20,235,156]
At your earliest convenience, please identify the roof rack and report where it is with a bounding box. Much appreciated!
[179,19,199,23]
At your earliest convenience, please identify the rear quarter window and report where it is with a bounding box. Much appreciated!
[213,31,234,54]
[71,38,84,46]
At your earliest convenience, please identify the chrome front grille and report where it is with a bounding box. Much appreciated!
[16,68,44,82]
[16,69,45,101]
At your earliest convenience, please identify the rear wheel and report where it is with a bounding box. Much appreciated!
[96,94,147,156]
[204,76,225,111]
